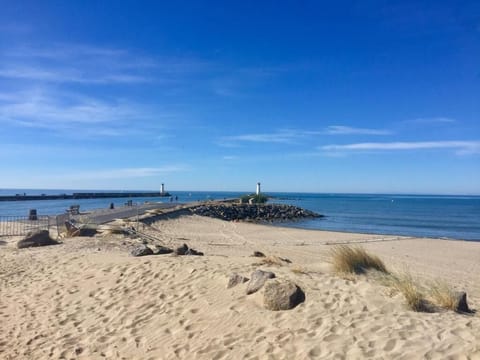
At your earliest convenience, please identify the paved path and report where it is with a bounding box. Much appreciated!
[81,203,182,225]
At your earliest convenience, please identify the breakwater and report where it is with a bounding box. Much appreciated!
[190,203,323,222]
[0,192,172,202]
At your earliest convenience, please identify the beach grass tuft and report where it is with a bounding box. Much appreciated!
[330,245,388,275]
[428,280,457,311]
[383,272,432,312]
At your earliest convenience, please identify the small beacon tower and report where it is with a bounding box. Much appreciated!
[256,182,261,195]
[161,183,165,195]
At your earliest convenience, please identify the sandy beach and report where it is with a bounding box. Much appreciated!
[1,214,480,359]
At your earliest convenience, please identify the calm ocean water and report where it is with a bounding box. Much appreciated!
[0,189,479,241]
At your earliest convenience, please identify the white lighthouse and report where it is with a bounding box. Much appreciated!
[161,183,165,195]
[256,182,261,195]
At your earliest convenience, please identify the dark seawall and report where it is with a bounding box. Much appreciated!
[0,192,172,201]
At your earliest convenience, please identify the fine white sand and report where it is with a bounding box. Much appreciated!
[1,215,480,359]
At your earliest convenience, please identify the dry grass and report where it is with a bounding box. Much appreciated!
[382,273,432,312]
[428,280,457,311]
[330,245,388,275]
[291,265,308,275]
[256,255,287,266]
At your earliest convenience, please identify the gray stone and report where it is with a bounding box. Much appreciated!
[154,245,174,255]
[454,291,471,313]
[175,243,189,255]
[227,273,249,288]
[246,270,275,295]
[17,230,59,249]
[263,279,305,311]
[130,244,154,257]
[175,243,204,256]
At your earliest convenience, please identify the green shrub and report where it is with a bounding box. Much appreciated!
[240,193,268,204]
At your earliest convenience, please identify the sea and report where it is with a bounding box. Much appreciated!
[0,189,479,241]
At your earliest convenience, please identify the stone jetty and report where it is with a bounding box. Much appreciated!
[190,203,323,222]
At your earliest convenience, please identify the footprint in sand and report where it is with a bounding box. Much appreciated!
[383,338,397,352]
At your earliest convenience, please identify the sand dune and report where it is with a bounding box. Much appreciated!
[1,215,480,359]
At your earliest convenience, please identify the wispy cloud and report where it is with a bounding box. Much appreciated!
[0,89,135,125]
[321,141,480,155]
[218,125,391,147]
[221,131,299,144]
[404,117,456,125]
[324,125,391,135]
[0,88,174,136]
[0,65,150,84]
[0,44,154,84]
[0,43,208,85]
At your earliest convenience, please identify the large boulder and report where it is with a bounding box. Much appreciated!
[17,230,59,249]
[263,279,305,311]
[130,244,154,257]
[246,270,275,295]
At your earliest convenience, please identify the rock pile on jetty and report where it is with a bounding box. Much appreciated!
[190,203,322,222]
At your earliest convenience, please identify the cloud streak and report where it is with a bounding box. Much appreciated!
[0,88,177,137]
[221,131,299,144]
[321,141,480,154]
[405,117,456,124]
[0,43,209,85]
[324,125,391,135]
[0,65,150,84]
[218,125,391,146]
[0,89,137,125]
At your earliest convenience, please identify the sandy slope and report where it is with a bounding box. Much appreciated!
[1,215,480,359]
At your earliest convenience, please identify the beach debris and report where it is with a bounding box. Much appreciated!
[453,292,471,313]
[17,230,60,249]
[263,279,305,311]
[246,270,276,295]
[64,220,97,237]
[174,243,204,256]
[154,245,174,255]
[252,251,266,257]
[227,273,249,288]
[130,244,154,257]
[190,204,323,222]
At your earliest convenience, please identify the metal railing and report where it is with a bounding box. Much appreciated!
[0,215,51,236]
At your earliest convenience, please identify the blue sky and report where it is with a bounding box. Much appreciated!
[0,0,479,194]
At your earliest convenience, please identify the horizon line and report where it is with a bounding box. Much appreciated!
[0,188,478,197]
